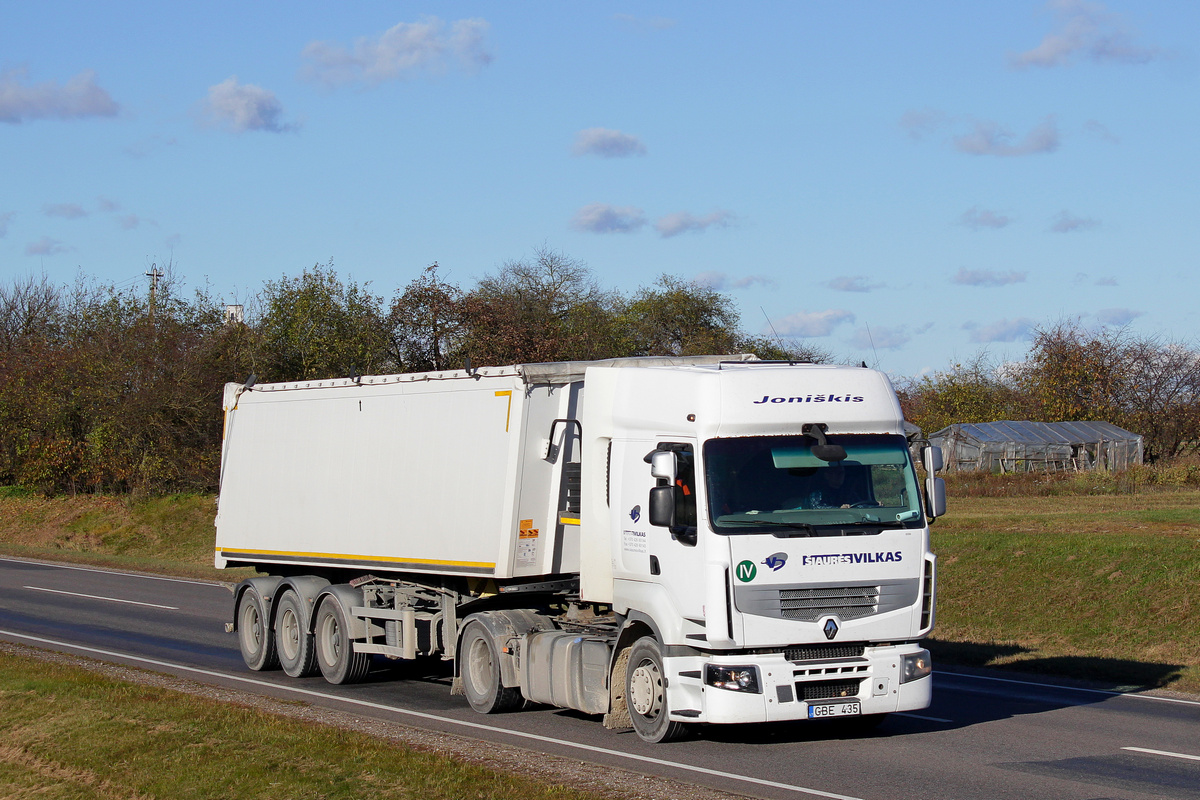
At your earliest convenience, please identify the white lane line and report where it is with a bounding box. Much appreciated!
[0,629,865,800]
[22,586,179,610]
[0,556,221,587]
[1122,747,1200,762]
[894,712,953,723]
[936,669,1200,709]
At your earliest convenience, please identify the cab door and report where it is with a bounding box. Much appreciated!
[611,437,708,627]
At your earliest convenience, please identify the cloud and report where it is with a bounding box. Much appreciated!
[774,310,855,337]
[572,128,646,158]
[301,17,492,87]
[960,206,1013,230]
[97,197,120,213]
[200,77,297,133]
[25,236,69,256]
[613,14,677,32]
[0,67,119,124]
[1050,211,1100,232]
[43,203,87,220]
[124,135,179,158]
[850,325,911,351]
[827,276,882,293]
[1094,275,1118,286]
[655,210,734,238]
[951,268,1027,287]
[899,108,948,140]
[1010,0,1160,69]
[695,272,775,290]
[1095,307,1143,326]
[1084,119,1120,143]
[1074,272,1119,287]
[963,318,1037,343]
[954,116,1059,156]
[0,211,14,237]
[571,203,646,234]
[118,214,140,230]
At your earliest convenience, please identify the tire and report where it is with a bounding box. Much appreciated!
[237,588,279,671]
[275,591,319,678]
[314,595,371,685]
[626,637,688,743]
[459,621,523,714]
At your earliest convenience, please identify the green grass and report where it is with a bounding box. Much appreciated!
[931,488,1200,692]
[0,650,606,800]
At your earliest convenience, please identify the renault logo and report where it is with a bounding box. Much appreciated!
[823,618,839,640]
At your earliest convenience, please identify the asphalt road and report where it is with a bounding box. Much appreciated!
[2,555,1199,800]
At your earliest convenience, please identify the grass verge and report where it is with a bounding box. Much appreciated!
[0,648,608,800]
[931,488,1200,693]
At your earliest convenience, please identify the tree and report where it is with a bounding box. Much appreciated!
[897,352,1022,436]
[622,275,742,357]
[454,247,627,365]
[386,264,463,372]
[257,263,388,382]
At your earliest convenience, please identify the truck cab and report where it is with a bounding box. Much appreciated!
[580,361,939,740]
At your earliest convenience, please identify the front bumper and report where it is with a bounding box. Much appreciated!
[662,643,932,725]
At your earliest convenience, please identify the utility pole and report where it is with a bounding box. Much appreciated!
[146,263,163,324]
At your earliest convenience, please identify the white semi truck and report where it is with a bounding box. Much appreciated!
[216,356,945,742]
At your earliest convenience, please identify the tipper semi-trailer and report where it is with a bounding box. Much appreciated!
[216,355,945,742]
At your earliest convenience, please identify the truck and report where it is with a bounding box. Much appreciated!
[215,355,945,742]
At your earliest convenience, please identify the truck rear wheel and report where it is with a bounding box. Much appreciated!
[275,591,318,678]
[237,588,278,671]
[460,621,523,713]
[314,595,370,684]
[626,637,688,743]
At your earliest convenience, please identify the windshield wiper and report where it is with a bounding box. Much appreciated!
[718,519,818,536]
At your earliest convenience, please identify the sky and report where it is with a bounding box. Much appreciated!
[2,1,1197,378]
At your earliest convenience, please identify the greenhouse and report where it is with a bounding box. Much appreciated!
[927,420,1143,473]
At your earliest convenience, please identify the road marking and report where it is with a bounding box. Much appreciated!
[0,556,221,587]
[1123,747,1200,762]
[0,629,865,800]
[936,669,1200,709]
[22,586,179,610]
[894,712,953,723]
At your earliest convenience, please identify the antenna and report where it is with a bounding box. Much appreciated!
[864,323,881,369]
[760,307,788,355]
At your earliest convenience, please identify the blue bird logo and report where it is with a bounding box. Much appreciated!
[762,552,788,571]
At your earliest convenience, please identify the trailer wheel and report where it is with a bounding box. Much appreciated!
[236,587,279,671]
[626,637,688,743]
[275,591,318,678]
[460,621,523,713]
[314,595,370,685]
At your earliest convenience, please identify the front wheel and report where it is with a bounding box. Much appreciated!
[626,637,688,743]
[237,588,278,671]
[314,595,371,685]
[459,621,523,713]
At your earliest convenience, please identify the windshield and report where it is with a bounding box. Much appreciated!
[703,434,923,534]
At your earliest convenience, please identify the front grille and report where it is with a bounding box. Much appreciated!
[798,679,862,701]
[779,586,879,621]
[785,644,865,662]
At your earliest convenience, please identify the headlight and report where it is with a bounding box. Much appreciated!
[900,649,932,684]
[704,664,761,693]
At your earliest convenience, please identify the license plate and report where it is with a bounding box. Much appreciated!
[808,701,861,719]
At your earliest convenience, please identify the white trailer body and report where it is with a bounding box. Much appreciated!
[217,357,943,742]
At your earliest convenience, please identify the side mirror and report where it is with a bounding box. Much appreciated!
[925,476,946,520]
[649,450,677,482]
[922,445,944,474]
[648,485,675,527]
